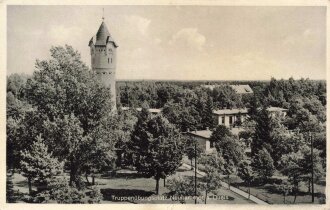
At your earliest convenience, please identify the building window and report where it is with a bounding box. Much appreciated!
[111,58,112,63]
[210,141,214,148]
[229,116,233,124]
[221,117,225,124]
[108,58,109,63]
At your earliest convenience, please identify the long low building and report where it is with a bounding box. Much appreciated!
[213,108,248,128]
[121,107,162,114]
[184,129,216,153]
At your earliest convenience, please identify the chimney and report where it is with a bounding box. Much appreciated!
[187,128,190,132]
[206,127,209,131]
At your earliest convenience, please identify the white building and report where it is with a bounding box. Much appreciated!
[266,107,288,118]
[213,108,249,128]
[121,107,162,114]
[184,129,215,153]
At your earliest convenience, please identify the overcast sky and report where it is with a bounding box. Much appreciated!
[7,5,326,80]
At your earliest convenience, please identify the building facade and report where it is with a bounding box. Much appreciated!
[184,129,215,153]
[213,108,248,128]
[89,19,118,109]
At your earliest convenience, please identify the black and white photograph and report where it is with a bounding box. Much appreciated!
[4,2,327,206]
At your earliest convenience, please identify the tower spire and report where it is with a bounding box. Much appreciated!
[102,8,104,21]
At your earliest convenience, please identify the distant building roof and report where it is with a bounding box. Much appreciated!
[229,85,253,94]
[201,85,218,90]
[187,129,212,139]
[121,107,161,113]
[266,107,288,112]
[201,84,253,94]
[213,108,248,115]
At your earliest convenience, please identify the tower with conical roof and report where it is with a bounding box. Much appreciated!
[89,16,118,110]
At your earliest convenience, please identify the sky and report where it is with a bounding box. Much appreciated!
[7,5,326,80]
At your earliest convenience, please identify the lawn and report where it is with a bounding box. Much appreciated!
[11,165,253,204]
[230,177,326,204]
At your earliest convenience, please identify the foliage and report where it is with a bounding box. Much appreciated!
[167,176,202,203]
[88,186,103,203]
[209,125,231,145]
[211,125,245,175]
[162,100,199,132]
[6,173,16,203]
[211,85,243,109]
[251,108,273,155]
[24,45,113,133]
[198,153,224,203]
[183,136,203,168]
[20,135,63,192]
[41,176,87,203]
[129,113,184,194]
[251,148,275,181]
[273,179,293,203]
[18,45,117,189]
[237,161,255,184]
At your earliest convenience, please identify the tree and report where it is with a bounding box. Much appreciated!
[237,161,255,199]
[22,45,116,188]
[83,115,118,184]
[274,179,293,204]
[167,176,202,204]
[111,110,138,167]
[251,148,275,182]
[212,85,243,109]
[6,172,16,203]
[251,108,273,156]
[280,151,304,203]
[209,125,231,144]
[200,95,215,129]
[20,135,63,195]
[198,153,224,204]
[162,100,198,132]
[24,45,113,133]
[127,104,152,167]
[211,125,245,188]
[130,114,184,194]
[183,136,202,170]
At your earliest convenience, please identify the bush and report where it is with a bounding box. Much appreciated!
[38,177,87,203]
[88,186,103,203]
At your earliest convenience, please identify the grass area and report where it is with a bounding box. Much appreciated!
[11,165,253,204]
[231,177,326,204]
[97,166,253,204]
[183,155,326,205]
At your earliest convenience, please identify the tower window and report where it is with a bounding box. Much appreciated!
[111,58,112,63]
[108,58,109,63]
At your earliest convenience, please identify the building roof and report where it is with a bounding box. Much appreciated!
[266,107,288,112]
[201,85,218,90]
[90,21,118,47]
[229,85,253,94]
[121,107,162,113]
[187,130,212,139]
[201,84,253,94]
[213,108,248,115]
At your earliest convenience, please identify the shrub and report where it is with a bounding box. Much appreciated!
[88,186,103,203]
